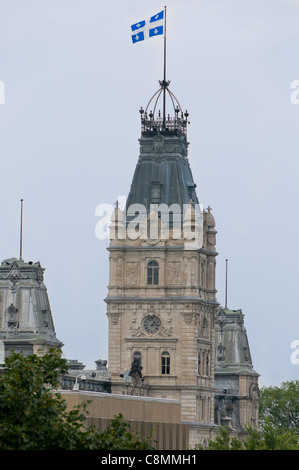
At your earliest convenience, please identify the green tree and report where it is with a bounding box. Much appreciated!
[195,423,299,450]
[259,380,299,431]
[243,420,299,450]
[0,349,154,450]
[97,414,154,450]
[194,380,299,450]
[194,426,243,450]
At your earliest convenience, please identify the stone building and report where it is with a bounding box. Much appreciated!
[105,80,259,447]
[0,257,62,359]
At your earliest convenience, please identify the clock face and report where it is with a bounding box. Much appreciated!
[143,315,161,334]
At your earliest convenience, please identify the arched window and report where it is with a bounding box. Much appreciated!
[147,260,159,285]
[161,351,170,375]
[133,351,142,366]
[206,352,210,376]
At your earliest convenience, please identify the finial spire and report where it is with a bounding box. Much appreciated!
[163,5,167,129]
[19,199,23,261]
[138,6,190,137]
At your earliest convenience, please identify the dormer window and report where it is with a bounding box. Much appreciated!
[151,182,161,204]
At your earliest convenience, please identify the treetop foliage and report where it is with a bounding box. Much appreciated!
[195,380,299,450]
[0,349,154,450]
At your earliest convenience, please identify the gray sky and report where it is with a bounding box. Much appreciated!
[0,0,298,387]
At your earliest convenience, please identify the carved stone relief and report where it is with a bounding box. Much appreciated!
[216,342,226,366]
[107,309,121,325]
[0,262,44,284]
[196,313,210,340]
[183,309,193,324]
[126,262,140,285]
[153,135,164,154]
[7,303,19,333]
[166,261,181,285]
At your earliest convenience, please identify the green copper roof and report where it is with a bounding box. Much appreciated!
[126,132,199,225]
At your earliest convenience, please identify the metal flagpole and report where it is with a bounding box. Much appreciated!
[225,259,228,308]
[19,199,23,261]
[162,5,167,129]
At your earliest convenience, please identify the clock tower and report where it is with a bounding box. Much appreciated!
[105,80,219,438]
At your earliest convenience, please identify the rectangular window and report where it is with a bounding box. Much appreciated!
[161,355,170,374]
[147,261,159,285]
[147,270,159,284]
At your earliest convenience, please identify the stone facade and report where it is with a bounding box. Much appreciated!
[106,205,218,411]
[105,84,260,447]
[105,106,221,446]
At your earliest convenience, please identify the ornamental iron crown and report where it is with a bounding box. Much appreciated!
[139,80,189,137]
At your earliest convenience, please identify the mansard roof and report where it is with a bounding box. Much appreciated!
[215,307,258,375]
[0,257,62,351]
[125,82,199,224]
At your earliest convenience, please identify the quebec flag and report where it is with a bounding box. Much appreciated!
[131,10,164,44]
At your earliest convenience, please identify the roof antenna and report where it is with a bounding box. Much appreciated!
[225,259,228,308]
[19,199,23,261]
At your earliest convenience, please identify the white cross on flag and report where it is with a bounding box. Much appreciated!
[131,10,164,44]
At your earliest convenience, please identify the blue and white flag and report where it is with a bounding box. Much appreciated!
[131,10,164,44]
